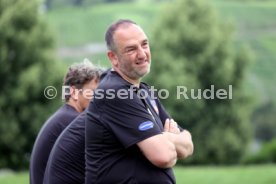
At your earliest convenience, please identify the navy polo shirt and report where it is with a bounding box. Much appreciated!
[43,112,86,184]
[30,104,79,184]
[85,70,175,184]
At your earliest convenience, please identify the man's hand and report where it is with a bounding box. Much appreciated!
[163,118,194,159]
[164,119,180,134]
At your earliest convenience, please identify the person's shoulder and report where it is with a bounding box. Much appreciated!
[64,112,86,130]
[140,82,151,89]
[50,113,85,148]
[61,104,79,117]
[41,105,65,128]
[49,104,78,121]
[41,104,78,131]
[98,70,129,91]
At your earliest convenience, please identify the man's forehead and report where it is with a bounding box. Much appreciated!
[114,25,148,43]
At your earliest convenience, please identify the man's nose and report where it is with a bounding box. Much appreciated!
[137,47,147,59]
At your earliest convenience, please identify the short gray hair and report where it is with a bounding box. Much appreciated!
[105,19,137,51]
[63,59,104,101]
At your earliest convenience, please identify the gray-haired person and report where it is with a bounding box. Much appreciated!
[85,19,193,184]
[30,59,103,184]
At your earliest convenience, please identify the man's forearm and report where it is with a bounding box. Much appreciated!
[176,130,193,158]
[166,130,194,159]
[163,119,194,159]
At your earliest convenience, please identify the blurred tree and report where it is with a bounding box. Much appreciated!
[43,0,136,10]
[45,0,52,10]
[90,0,134,3]
[242,139,276,164]
[253,103,276,142]
[146,0,253,164]
[72,0,83,6]
[0,0,64,169]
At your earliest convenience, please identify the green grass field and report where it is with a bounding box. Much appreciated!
[1,165,275,184]
[174,165,276,184]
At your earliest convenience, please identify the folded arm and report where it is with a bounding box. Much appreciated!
[137,119,193,168]
[164,119,194,159]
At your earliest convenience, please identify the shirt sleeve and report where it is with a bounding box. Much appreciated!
[155,96,184,131]
[97,89,163,148]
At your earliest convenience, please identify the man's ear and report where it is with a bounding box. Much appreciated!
[70,86,78,101]
[107,50,118,67]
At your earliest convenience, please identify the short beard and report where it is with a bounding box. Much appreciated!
[131,65,150,79]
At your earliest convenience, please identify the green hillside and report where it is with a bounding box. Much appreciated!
[46,2,161,46]
[212,0,276,104]
[45,0,276,105]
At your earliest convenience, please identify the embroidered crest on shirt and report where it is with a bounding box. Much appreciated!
[139,121,154,131]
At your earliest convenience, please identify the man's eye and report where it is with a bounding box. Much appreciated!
[142,43,148,48]
[127,48,135,53]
